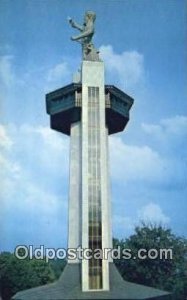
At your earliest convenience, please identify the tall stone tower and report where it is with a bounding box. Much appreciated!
[46,62,133,292]
[46,11,133,292]
[13,11,170,300]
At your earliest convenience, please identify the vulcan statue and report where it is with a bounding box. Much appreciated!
[68,11,100,61]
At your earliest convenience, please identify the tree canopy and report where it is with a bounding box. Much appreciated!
[0,252,63,300]
[114,223,187,299]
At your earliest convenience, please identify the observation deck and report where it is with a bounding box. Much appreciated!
[46,83,134,135]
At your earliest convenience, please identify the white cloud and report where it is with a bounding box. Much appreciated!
[142,115,187,140]
[109,127,186,188]
[4,123,69,175]
[113,202,170,238]
[1,171,67,249]
[0,123,69,249]
[138,202,170,224]
[0,125,21,192]
[0,124,13,149]
[0,153,21,178]
[1,176,60,217]
[141,115,187,160]
[47,61,70,83]
[35,126,66,152]
[109,136,166,183]
[0,123,69,210]
[100,45,145,90]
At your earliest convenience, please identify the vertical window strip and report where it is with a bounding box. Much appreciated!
[88,87,102,290]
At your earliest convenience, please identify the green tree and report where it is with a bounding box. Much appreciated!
[114,223,187,299]
[0,252,55,300]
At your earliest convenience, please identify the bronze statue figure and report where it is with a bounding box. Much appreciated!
[68,11,100,61]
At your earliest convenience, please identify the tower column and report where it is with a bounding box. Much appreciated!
[81,61,110,291]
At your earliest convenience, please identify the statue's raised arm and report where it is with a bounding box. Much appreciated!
[69,19,84,32]
[68,11,100,61]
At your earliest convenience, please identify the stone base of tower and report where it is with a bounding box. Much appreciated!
[12,263,171,300]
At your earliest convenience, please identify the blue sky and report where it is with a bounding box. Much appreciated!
[0,0,187,252]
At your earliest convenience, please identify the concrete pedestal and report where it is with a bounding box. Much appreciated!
[12,263,171,299]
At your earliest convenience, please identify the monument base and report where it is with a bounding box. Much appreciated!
[12,263,171,299]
